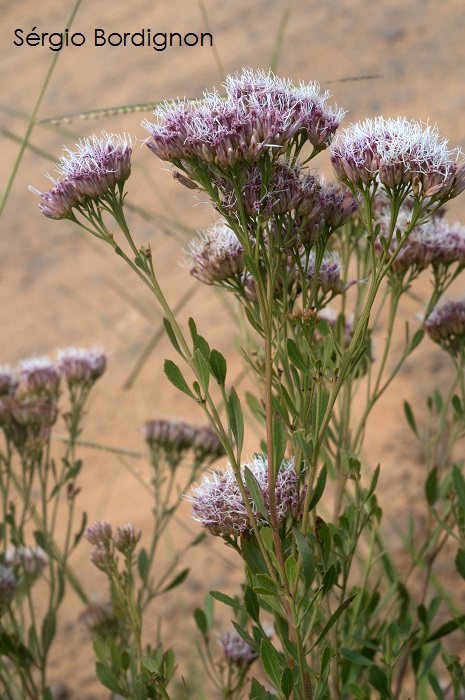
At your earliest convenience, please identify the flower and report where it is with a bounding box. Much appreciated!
[424,298,465,355]
[220,629,258,667]
[186,455,298,538]
[57,347,107,387]
[141,418,196,454]
[18,356,61,400]
[85,521,113,546]
[113,524,141,556]
[0,565,17,607]
[330,117,464,199]
[142,69,343,173]
[31,132,133,218]
[305,251,357,296]
[5,545,48,577]
[183,222,244,285]
[0,365,18,397]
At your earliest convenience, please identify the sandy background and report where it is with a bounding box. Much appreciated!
[2,0,465,696]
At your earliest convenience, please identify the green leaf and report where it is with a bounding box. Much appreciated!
[280,667,294,699]
[308,466,327,511]
[425,466,439,506]
[428,671,445,699]
[409,328,424,353]
[425,614,465,642]
[310,594,356,650]
[260,638,282,689]
[244,585,260,623]
[96,663,124,694]
[242,538,269,577]
[210,590,244,612]
[194,348,210,393]
[315,516,331,566]
[193,608,208,638]
[163,317,183,356]
[244,466,268,520]
[455,549,465,580]
[188,317,210,358]
[244,306,264,335]
[138,547,149,580]
[41,610,56,656]
[293,527,316,589]
[453,465,465,510]
[286,338,310,375]
[209,349,227,385]
[340,647,373,667]
[246,391,265,423]
[368,665,389,695]
[272,414,288,476]
[404,401,419,437]
[164,359,195,399]
[250,678,278,699]
[159,568,189,594]
[228,388,244,456]
[285,555,298,589]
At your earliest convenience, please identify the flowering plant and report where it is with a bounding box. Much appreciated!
[8,67,465,698]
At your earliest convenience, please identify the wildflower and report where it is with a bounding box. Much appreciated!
[220,629,258,667]
[330,117,465,200]
[80,600,119,638]
[31,132,133,219]
[113,524,141,556]
[58,347,107,387]
[424,298,465,355]
[305,251,357,296]
[85,521,113,546]
[191,425,226,462]
[6,545,48,578]
[186,455,298,538]
[375,203,465,275]
[10,398,59,444]
[183,222,244,285]
[89,544,114,572]
[0,565,17,607]
[0,365,18,397]
[142,69,343,175]
[18,356,61,400]
[141,418,196,455]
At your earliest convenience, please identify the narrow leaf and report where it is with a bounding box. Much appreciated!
[244,466,268,520]
[228,388,244,456]
[163,317,183,356]
[404,401,419,437]
[244,586,260,623]
[260,638,282,689]
[280,667,294,699]
[209,349,227,385]
[159,568,189,594]
[164,360,195,399]
[293,527,316,589]
[308,465,327,511]
[210,590,244,612]
[310,594,356,650]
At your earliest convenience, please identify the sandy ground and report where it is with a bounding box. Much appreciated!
[2,0,465,696]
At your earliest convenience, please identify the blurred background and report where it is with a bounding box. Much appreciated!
[2,0,465,695]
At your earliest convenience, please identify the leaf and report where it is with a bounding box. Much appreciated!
[163,317,183,356]
[193,608,208,638]
[272,414,288,476]
[285,556,298,589]
[409,328,424,353]
[340,647,373,667]
[210,590,244,612]
[188,317,210,358]
[308,465,327,511]
[286,338,310,375]
[194,348,210,393]
[250,678,278,699]
[310,594,356,650]
[404,401,419,438]
[244,306,264,335]
[246,391,265,423]
[280,667,294,699]
[315,516,331,565]
[244,585,260,623]
[293,527,316,589]
[425,614,465,642]
[164,359,195,399]
[159,568,189,594]
[453,465,465,510]
[209,349,227,385]
[368,665,389,695]
[96,663,124,694]
[228,388,244,456]
[455,549,465,580]
[138,548,149,580]
[260,638,282,689]
[41,610,56,656]
[244,466,268,520]
[425,466,439,506]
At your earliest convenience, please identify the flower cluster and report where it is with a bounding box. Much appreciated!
[186,455,299,538]
[143,69,343,173]
[375,202,465,277]
[305,251,357,297]
[31,132,133,219]
[330,117,465,200]
[141,418,225,463]
[0,564,17,607]
[183,222,244,286]
[5,545,48,578]
[220,629,258,668]
[85,520,141,571]
[58,347,107,389]
[424,298,465,356]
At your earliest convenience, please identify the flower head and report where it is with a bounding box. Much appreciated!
[0,365,18,397]
[305,251,357,296]
[31,132,133,219]
[113,524,141,556]
[6,545,48,578]
[85,520,113,546]
[331,117,464,199]
[18,356,61,400]
[424,298,465,355]
[220,629,258,667]
[183,222,244,285]
[186,455,298,538]
[0,565,17,607]
[57,347,107,387]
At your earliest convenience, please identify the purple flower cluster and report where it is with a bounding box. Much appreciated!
[143,69,343,172]
[305,251,357,296]
[183,222,244,285]
[186,454,298,538]
[0,564,17,606]
[375,203,465,276]
[220,629,258,667]
[331,117,465,200]
[85,520,141,571]
[141,418,225,462]
[424,298,465,355]
[31,132,133,219]
[6,545,48,578]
